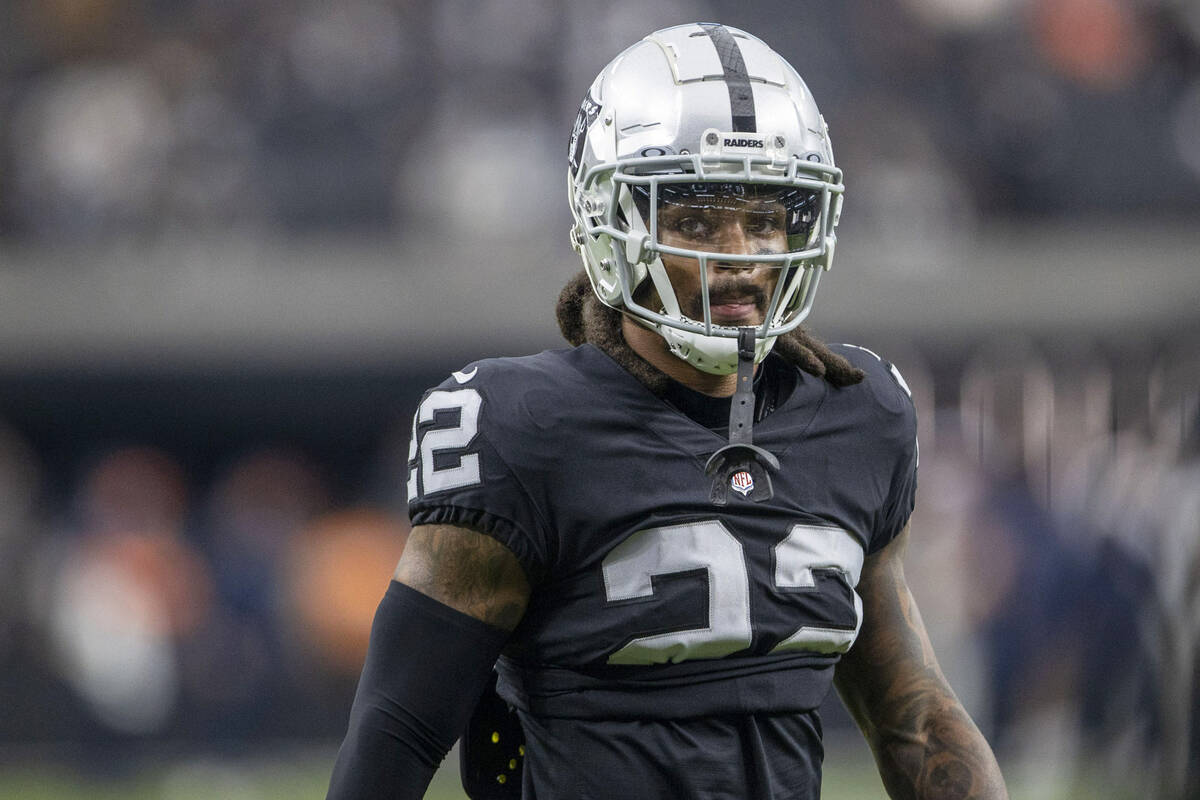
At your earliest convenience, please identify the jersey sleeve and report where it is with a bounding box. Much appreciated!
[833,345,920,554]
[875,425,917,552]
[871,358,919,553]
[404,370,552,583]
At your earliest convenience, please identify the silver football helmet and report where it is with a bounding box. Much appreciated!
[568,23,844,375]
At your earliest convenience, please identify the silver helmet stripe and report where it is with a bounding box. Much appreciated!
[698,23,756,132]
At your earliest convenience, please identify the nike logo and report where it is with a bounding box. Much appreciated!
[452,367,478,384]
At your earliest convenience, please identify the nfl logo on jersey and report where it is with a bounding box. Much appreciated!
[730,470,755,496]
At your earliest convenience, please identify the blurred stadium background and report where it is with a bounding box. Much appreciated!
[0,0,1197,798]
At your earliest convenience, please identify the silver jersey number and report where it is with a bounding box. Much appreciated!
[602,521,864,665]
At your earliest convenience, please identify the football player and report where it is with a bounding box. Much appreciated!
[327,23,1008,800]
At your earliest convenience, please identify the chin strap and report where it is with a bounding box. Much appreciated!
[704,327,781,505]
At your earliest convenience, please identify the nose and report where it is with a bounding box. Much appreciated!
[711,222,758,272]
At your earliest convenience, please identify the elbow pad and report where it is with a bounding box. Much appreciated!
[326,580,511,800]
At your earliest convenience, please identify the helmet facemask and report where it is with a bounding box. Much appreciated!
[573,147,843,374]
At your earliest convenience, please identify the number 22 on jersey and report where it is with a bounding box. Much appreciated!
[602,521,864,665]
[407,388,483,502]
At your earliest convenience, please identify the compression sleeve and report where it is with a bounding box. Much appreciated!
[326,581,511,800]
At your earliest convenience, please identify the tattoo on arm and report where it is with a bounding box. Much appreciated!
[393,524,531,631]
[835,528,1008,800]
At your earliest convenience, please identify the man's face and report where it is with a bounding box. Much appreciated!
[641,184,788,327]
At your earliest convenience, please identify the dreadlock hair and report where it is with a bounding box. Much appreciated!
[555,271,864,395]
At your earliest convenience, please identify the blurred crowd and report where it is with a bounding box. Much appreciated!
[901,338,1200,799]
[0,0,1197,243]
[0,433,412,757]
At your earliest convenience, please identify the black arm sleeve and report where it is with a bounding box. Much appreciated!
[326,581,511,800]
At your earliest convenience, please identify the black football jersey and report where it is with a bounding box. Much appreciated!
[406,343,917,797]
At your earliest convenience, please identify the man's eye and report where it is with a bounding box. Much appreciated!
[745,214,783,235]
[672,216,711,238]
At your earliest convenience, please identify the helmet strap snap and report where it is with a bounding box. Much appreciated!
[704,327,780,504]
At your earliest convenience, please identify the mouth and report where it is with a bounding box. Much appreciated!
[708,299,760,324]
